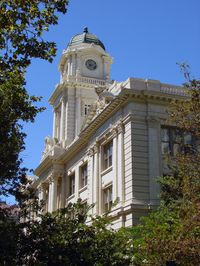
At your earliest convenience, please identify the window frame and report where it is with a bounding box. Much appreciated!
[103,185,113,213]
[161,126,195,156]
[68,173,75,197]
[79,163,88,189]
[102,140,113,171]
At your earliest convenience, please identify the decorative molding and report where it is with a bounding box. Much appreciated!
[87,147,95,156]
[95,86,106,96]
[93,142,99,153]
[117,120,124,134]
[53,170,64,179]
[110,125,118,138]
[47,173,54,183]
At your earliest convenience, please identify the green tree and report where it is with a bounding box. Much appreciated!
[131,66,200,266]
[0,200,134,266]
[0,0,69,198]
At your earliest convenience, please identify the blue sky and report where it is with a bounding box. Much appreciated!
[22,0,200,176]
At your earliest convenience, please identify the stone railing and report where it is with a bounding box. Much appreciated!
[160,86,188,97]
[63,75,106,86]
[123,78,188,97]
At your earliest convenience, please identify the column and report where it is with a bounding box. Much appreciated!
[98,144,102,214]
[71,54,75,75]
[147,117,161,206]
[75,89,81,136]
[38,186,42,202]
[52,111,56,138]
[70,55,73,76]
[111,128,118,203]
[61,173,66,208]
[93,143,99,214]
[117,122,125,205]
[41,184,47,212]
[51,176,58,212]
[75,167,79,200]
[88,148,94,208]
[60,97,66,145]
[67,58,70,76]
[48,179,52,213]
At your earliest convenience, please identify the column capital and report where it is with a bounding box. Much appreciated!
[47,173,54,184]
[41,182,48,190]
[38,185,42,193]
[53,169,65,180]
[117,120,124,134]
[90,140,100,154]
[93,144,99,153]
[87,147,95,156]
[110,126,118,138]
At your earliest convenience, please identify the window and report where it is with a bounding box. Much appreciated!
[69,174,75,196]
[103,141,113,170]
[103,186,113,212]
[80,163,88,189]
[84,104,91,116]
[55,106,61,139]
[161,127,194,156]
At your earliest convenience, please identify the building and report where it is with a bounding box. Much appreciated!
[0,201,20,222]
[33,28,189,228]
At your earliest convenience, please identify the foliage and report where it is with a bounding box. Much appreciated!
[0,203,20,265]
[0,0,69,198]
[131,65,200,266]
[0,200,134,266]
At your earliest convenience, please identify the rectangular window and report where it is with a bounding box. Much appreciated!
[80,163,88,189]
[161,127,194,156]
[103,186,113,212]
[69,174,75,196]
[103,141,113,170]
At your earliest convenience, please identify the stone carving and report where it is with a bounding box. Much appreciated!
[95,85,105,96]
[41,136,61,161]
[95,88,115,115]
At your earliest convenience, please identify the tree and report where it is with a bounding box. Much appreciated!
[0,200,134,266]
[0,0,69,199]
[131,66,200,266]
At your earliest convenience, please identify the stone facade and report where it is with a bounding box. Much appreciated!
[33,29,187,228]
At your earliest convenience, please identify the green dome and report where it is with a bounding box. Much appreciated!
[68,27,105,50]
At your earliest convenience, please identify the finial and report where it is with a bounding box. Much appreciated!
[83,27,88,33]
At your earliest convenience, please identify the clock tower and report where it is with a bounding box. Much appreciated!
[48,28,113,148]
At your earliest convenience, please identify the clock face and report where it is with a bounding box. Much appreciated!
[85,59,97,70]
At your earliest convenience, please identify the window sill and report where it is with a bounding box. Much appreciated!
[101,166,112,176]
[67,194,75,201]
[79,185,87,194]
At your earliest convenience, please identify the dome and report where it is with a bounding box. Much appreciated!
[68,27,105,50]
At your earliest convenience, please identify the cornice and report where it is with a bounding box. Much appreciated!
[34,155,53,177]
[49,83,64,105]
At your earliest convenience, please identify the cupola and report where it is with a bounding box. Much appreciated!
[68,27,105,50]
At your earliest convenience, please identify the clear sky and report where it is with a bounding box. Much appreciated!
[22,0,200,175]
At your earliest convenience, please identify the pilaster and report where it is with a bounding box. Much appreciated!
[88,148,95,210]
[52,111,56,138]
[61,172,66,208]
[48,175,53,213]
[60,96,66,145]
[110,126,118,204]
[51,175,58,212]
[147,116,161,206]
[93,142,100,214]
[117,121,125,205]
